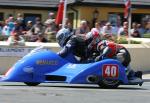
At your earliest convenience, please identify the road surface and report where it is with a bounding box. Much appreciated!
[0,82,150,103]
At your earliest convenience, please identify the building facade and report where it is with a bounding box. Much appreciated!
[0,0,149,28]
[67,0,150,28]
[0,0,59,23]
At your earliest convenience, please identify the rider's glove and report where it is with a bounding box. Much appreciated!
[95,55,103,62]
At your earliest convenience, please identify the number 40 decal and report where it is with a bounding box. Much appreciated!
[102,64,119,78]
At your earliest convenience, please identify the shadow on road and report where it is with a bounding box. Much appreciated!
[39,85,148,90]
[0,83,148,90]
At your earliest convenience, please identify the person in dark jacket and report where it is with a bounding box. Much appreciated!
[56,28,89,62]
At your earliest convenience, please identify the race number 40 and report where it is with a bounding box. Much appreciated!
[102,64,119,78]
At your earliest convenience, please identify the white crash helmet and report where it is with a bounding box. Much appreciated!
[56,28,72,47]
[86,31,101,50]
[86,31,101,44]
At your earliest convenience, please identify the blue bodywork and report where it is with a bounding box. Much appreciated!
[0,47,140,86]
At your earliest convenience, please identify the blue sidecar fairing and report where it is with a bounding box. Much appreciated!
[0,47,142,87]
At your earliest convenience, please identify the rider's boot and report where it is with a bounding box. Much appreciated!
[135,71,142,79]
[127,70,143,84]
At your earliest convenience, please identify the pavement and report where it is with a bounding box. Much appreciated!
[143,74,150,82]
[0,74,149,103]
[0,82,150,103]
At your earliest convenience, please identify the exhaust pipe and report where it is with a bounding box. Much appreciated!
[87,75,99,83]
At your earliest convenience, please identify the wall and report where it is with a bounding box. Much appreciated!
[0,42,60,74]
[73,6,150,27]
[123,44,150,72]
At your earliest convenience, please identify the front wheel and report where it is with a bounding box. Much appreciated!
[24,82,40,86]
[98,79,120,89]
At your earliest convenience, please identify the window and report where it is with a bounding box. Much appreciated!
[132,14,150,23]
[108,13,124,26]
[109,12,150,25]
[0,13,4,21]
[67,13,74,27]
[24,13,41,24]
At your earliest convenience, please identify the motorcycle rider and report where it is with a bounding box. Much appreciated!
[56,27,102,63]
[96,40,130,66]
[85,31,102,59]
[56,28,89,62]
[95,40,143,83]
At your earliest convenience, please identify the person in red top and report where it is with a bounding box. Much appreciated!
[96,40,130,67]
[95,40,142,83]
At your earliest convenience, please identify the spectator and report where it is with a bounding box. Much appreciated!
[8,16,14,22]
[118,22,129,38]
[75,20,90,36]
[124,21,128,26]
[118,25,128,37]
[29,32,47,42]
[112,17,122,36]
[58,24,63,30]
[25,21,33,31]
[7,16,15,34]
[102,22,113,37]
[137,24,144,37]
[30,17,45,35]
[17,13,24,23]
[2,20,9,35]
[16,13,25,30]
[45,12,56,30]
[24,21,33,36]
[35,33,48,43]
[2,19,15,36]
[66,22,73,32]
[100,20,107,27]
[7,29,25,46]
[145,21,150,34]
[44,20,57,42]
[137,19,148,36]
[91,22,102,35]
[14,20,23,34]
[0,21,4,35]
[28,35,38,42]
[64,18,73,32]
[130,22,140,38]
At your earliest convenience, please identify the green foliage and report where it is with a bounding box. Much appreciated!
[0,35,8,41]
[113,36,141,44]
[130,40,141,44]
[143,33,150,38]
[0,35,142,44]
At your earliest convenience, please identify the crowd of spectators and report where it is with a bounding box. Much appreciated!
[0,12,150,46]
[92,18,150,39]
[74,18,150,42]
[0,12,57,45]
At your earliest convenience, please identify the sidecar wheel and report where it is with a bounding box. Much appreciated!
[24,82,40,86]
[98,79,120,89]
